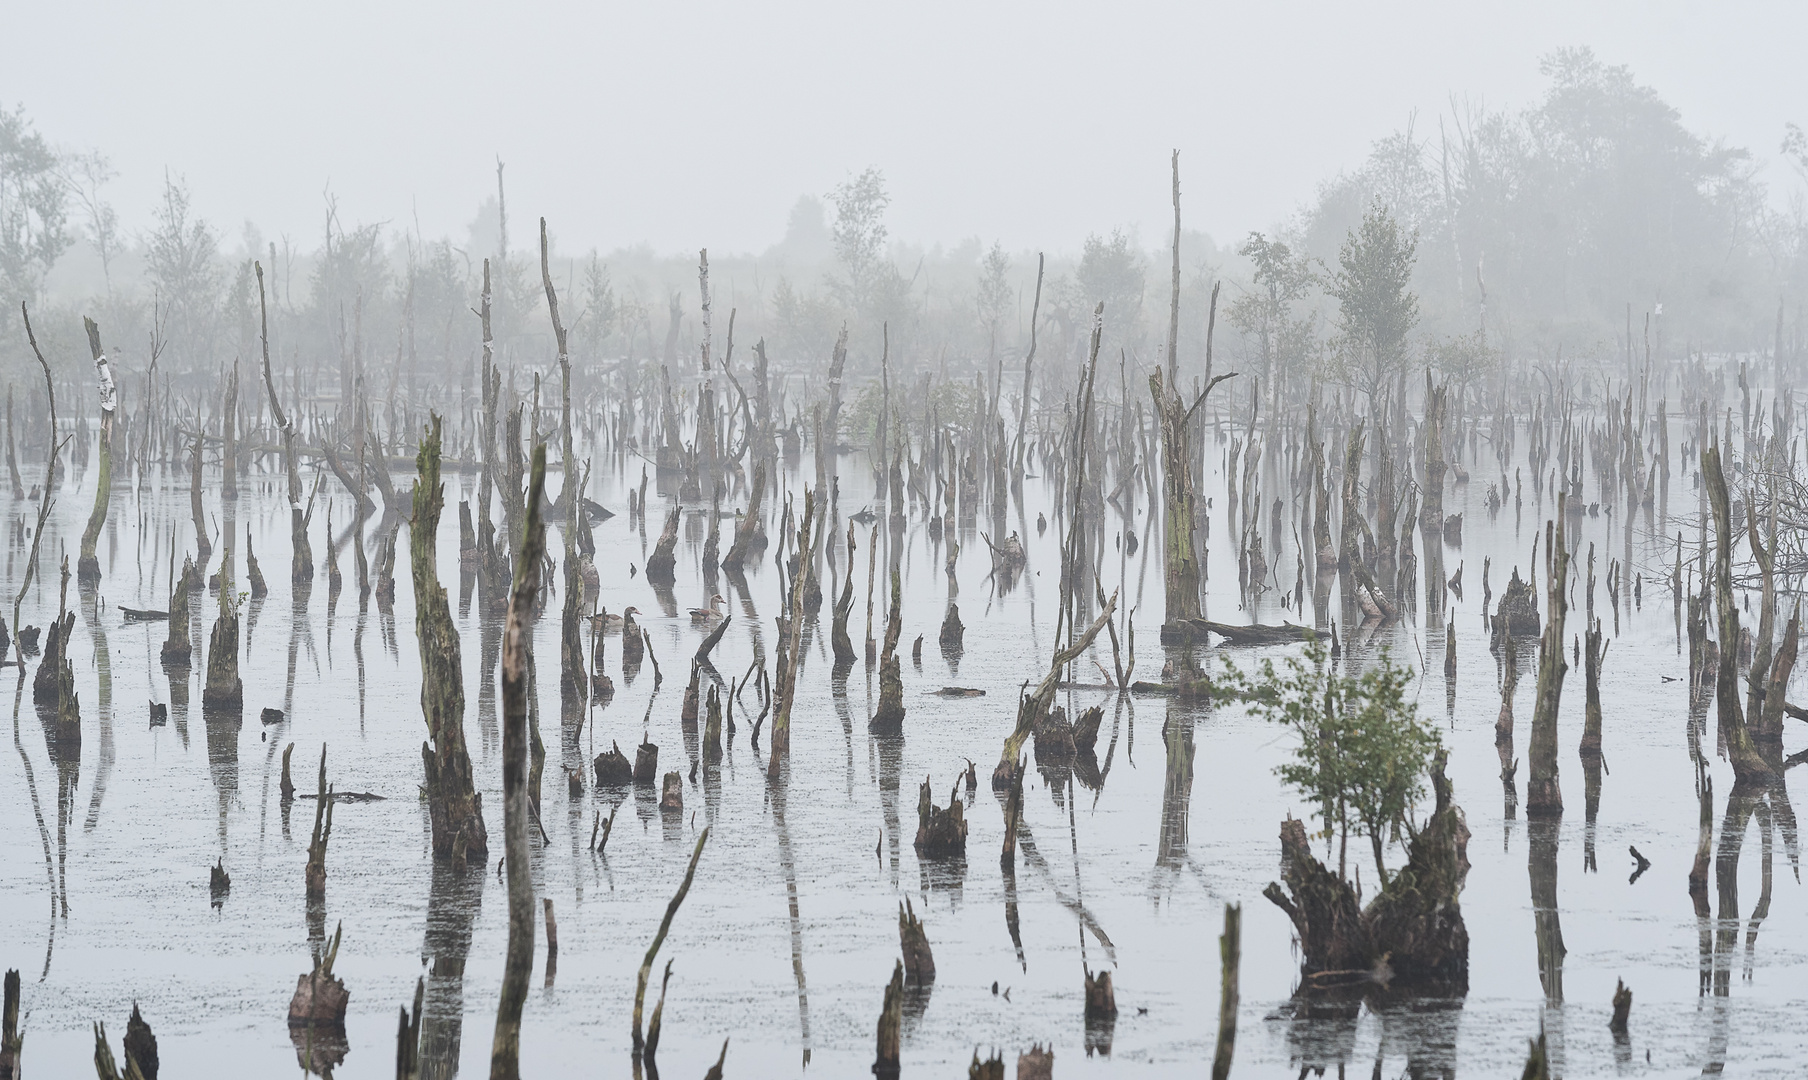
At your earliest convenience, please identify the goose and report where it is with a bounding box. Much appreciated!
[593,605,636,633]
[689,594,726,626]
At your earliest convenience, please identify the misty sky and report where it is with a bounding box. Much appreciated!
[9,0,1804,258]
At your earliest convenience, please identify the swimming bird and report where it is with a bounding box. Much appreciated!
[689,594,726,626]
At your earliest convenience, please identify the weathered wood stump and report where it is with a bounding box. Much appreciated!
[899,900,935,984]
[633,742,659,785]
[1263,751,1471,992]
[939,602,964,653]
[1017,1044,1054,1080]
[913,776,967,857]
[288,923,349,1030]
[594,741,632,786]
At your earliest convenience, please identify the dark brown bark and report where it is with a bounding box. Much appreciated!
[645,505,679,585]
[913,775,967,857]
[1702,443,1771,780]
[491,445,546,1080]
[1525,512,1567,818]
[898,899,934,983]
[305,746,333,901]
[412,415,488,865]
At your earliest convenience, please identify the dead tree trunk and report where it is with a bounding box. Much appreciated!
[769,486,816,781]
[831,521,857,667]
[491,444,546,1080]
[411,415,488,866]
[161,556,194,667]
[202,538,242,711]
[305,745,333,901]
[645,505,679,585]
[541,218,579,520]
[257,263,312,591]
[869,569,905,736]
[1702,442,1772,779]
[76,317,115,583]
[1525,507,1567,817]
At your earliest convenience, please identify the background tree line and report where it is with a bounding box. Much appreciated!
[1,47,1803,437]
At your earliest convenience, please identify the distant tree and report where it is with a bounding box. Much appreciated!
[66,151,119,297]
[0,105,71,327]
[777,194,832,261]
[573,252,617,366]
[1424,329,1499,396]
[771,277,841,364]
[1228,232,1316,389]
[828,167,892,312]
[976,241,1012,342]
[145,171,221,365]
[1077,229,1145,350]
[1214,635,1442,885]
[1328,202,1418,400]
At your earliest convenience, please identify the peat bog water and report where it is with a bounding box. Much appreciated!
[2,428,1804,1078]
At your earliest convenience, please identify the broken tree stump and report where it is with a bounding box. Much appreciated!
[594,741,632,786]
[873,960,903,1080]
[288,922,350,1030]
[645,506,679,585]
[634,742,659,786]
[913,776,967,858]
[1083,965,1117,1019]
[123,1002,158,1080]
[939,602,964,653]
[305,746,334,902]
[899,900,935,984]
[1017,1044,1054,1080]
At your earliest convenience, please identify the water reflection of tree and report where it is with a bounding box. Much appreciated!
[77,578,113,831]
[1151,699,1194,902]
[1527,817,1566,1072]
[769,770,812,1066]
[418,860,482,1080]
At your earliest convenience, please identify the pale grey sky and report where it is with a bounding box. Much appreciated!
[9,0,1804,257]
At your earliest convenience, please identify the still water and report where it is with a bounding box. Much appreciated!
[0,433,1802,1078]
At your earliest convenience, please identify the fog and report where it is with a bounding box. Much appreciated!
[5,4,1808,1078]
[8,0,1804,254]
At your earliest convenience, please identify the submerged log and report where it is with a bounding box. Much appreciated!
[1166,618,1313,646]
